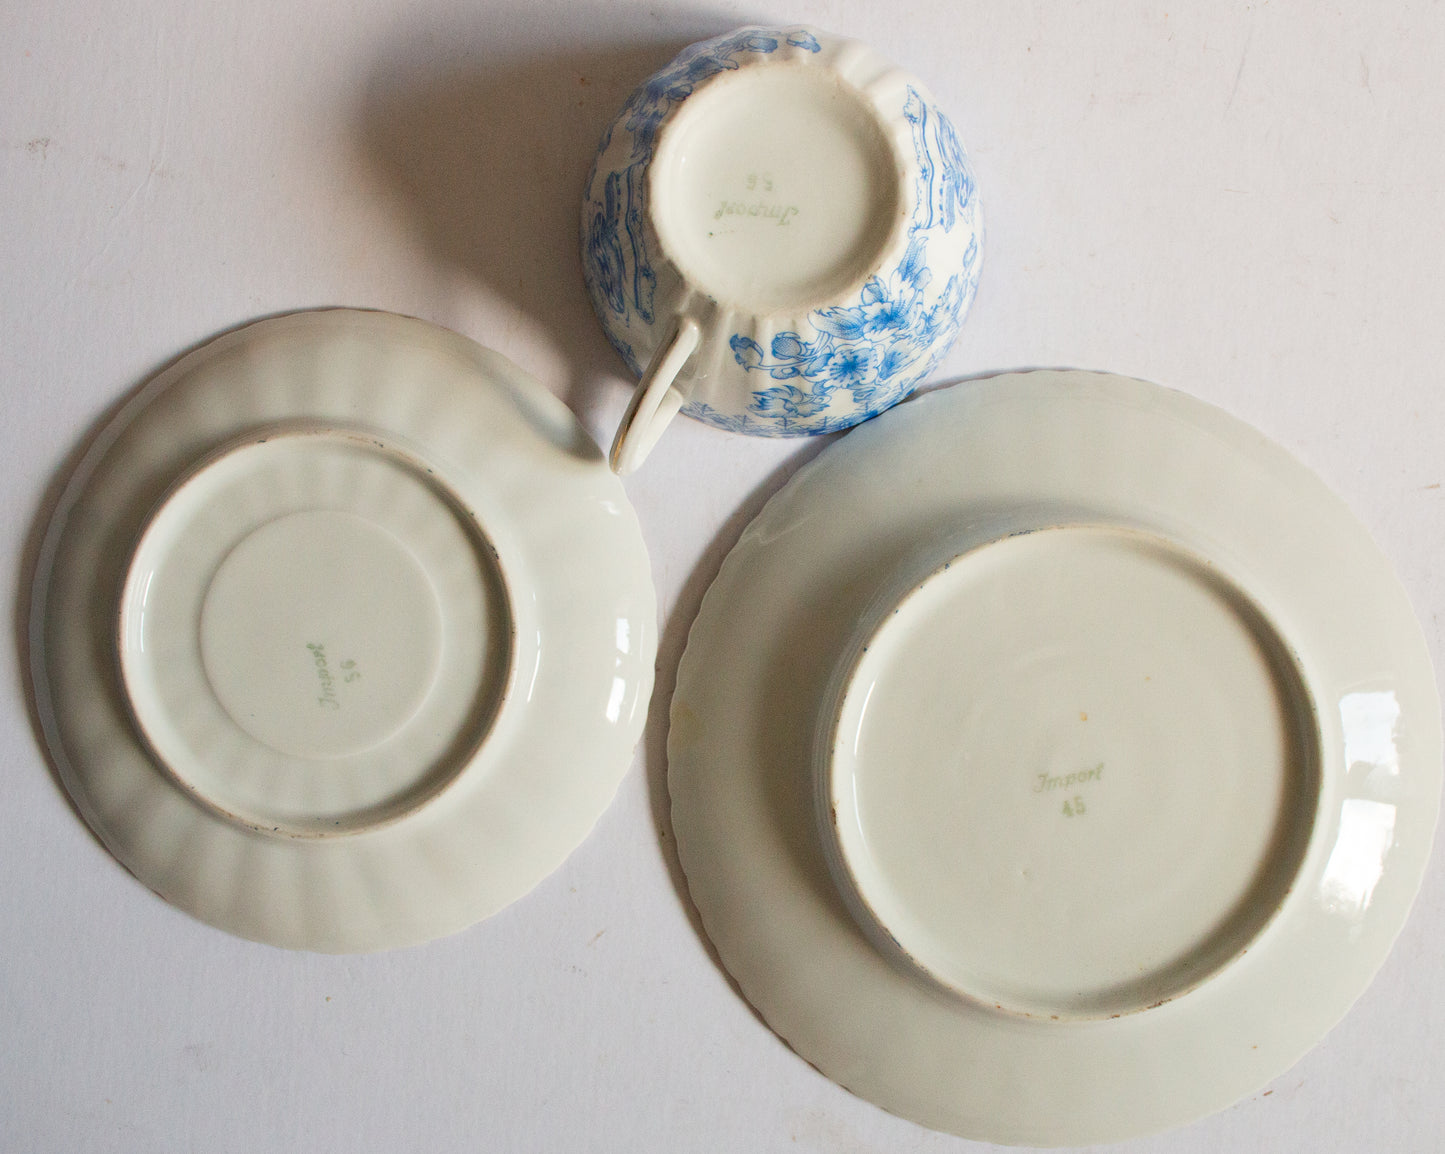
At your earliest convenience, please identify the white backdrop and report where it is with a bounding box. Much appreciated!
[4,2,1443,1151]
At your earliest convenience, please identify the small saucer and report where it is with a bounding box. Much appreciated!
[31,310,657,951]
[668,371,1442,1145]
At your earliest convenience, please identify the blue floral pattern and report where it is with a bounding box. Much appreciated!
[583,28,814,352]
[581,27,982,437]
[723,87,980,433]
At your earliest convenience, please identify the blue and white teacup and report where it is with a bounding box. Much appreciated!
[581,25,983,472]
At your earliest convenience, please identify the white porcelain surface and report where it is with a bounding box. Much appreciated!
[818,524,1317,1021]
[31,309,657,951]
[651,61,899,312]
[581,25,983,468]
[668,371,1442,1145]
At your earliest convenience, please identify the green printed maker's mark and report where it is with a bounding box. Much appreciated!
[1033,763,1104,818]
[713,171,800,226]
[307,642,361,711]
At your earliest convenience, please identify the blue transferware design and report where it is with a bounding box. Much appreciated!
[725,89,980,434]
[581,26,982,438]
[583,29,813,346]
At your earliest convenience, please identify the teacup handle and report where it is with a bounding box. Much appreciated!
[609,317,701,475]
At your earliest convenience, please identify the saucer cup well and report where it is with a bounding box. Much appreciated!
[815,522,1318,1021]
[117,427,517,837]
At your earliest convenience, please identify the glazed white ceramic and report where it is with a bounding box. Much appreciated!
[818,524,1316,1021]
[668,371,1441,1145]
[31,309,657,951]
[117,429,510,834]
[581,25,983,472]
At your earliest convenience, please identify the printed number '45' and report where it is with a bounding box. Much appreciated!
[1062,795,1087,818]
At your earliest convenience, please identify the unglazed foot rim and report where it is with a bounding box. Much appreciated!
[117,428,515,837]
[819,524,1319,1020]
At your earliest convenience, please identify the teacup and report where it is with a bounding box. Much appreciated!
[581,25,984,472]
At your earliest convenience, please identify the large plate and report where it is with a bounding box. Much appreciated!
[30,309,656,952]
[668,370,1441,1145]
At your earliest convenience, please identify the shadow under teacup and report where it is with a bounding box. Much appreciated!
[581,25,984,473]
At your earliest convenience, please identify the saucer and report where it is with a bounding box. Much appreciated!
[668,371,1441,1144]
[31,310,657,951]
